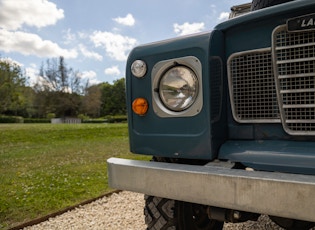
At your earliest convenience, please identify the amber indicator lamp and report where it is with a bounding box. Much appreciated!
[132,98,149,116]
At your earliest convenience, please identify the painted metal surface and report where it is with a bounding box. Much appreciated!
[125,0,315,169]
[219,140,315,175]
[107,157,315,222]
[107,2,315,224]
[126,32,216,160]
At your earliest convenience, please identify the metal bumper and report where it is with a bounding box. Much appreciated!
[107,157,315,222]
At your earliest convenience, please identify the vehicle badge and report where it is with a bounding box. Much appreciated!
[287,13,315,32]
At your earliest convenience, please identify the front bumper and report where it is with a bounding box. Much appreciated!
[107,157,315,222]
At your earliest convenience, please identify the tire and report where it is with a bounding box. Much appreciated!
[251,0,294,11]
[145,157,223,230]
[145,195,224,230]
[270,216,315,230]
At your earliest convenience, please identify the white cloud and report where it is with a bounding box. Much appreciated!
[104,66,121,76]
[173,22,205,36]
[80,70,100,85]
[0,0,64,30]
[90,31,137,61]
[63,29,76,45]
[81,70,96,79]
[218,12,230,21]
[79,44,103,61]
[113,13,135,26]
[78,31,89,39]
[25,64,39,86]
[0,29,78,58]
[0,57,23,67]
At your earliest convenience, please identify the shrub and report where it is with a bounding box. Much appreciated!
[78,114,90,121]
[0,115,24,123]
[105,115,127,123]
[46,113,56,119]
[23,118,50,123]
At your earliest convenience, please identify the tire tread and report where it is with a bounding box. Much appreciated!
[145,195,176,230]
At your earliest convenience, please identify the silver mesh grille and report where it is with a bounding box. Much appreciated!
[273,25,315,135]
[228,49,280,122]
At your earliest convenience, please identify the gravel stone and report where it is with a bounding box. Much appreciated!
[23,191,146,230]
[23,191,309,230]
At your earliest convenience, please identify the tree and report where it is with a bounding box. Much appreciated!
[0,59,27,114]
[34,56,84,117]
[36,56,83,94]
[82,84,102,117]
[111,78,126,115]
[100,78,126,116]
[17,86,36,118]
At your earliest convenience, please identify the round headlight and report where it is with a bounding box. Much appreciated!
[131,60,147,78]
[159,66,198,111]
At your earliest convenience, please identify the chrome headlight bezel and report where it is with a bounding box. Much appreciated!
[152,56,203,117]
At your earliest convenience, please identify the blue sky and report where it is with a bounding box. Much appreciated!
[0,0,249,86]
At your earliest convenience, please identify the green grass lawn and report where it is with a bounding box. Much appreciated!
[0,123,149,229]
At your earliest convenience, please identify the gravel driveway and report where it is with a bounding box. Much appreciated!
[23,191,290,230]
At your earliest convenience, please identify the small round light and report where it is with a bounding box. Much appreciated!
[132,98,149,116]
[159,66,198,112]
[131,60,147,78]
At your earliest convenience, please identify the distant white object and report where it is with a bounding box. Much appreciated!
[51,118,81,124]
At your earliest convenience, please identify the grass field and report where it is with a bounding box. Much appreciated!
[0,123,149,229]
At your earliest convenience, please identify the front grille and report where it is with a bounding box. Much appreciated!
[228,49,280,122]
[273,25,315,135]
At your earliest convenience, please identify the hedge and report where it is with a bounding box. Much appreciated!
[0,115,127,124]
[82,115,127,124]
[23,118,51,123]
[0,116,24,123]
[104,115,127,123]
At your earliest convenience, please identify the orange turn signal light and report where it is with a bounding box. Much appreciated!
[132,98,149,116]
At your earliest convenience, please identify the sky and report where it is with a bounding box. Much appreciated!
[0,0,249,86]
